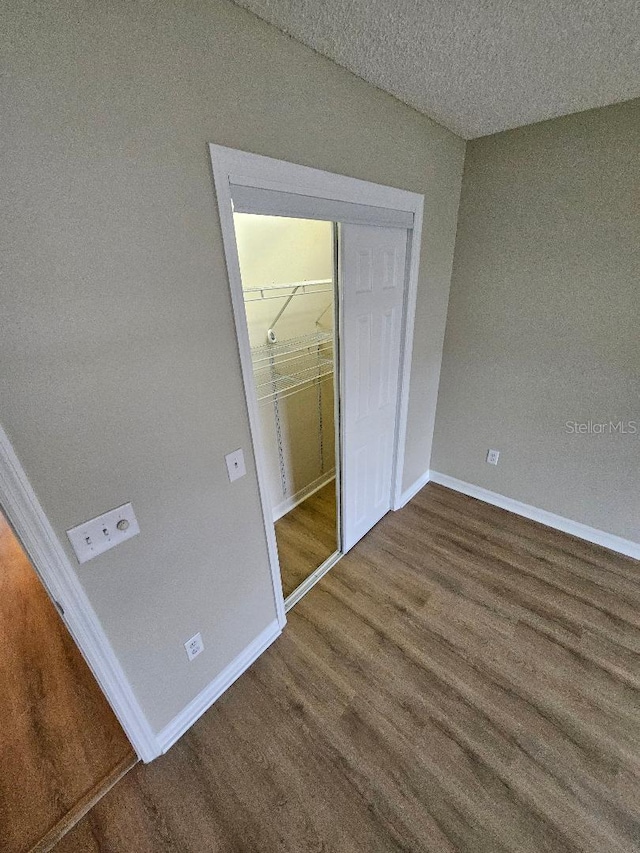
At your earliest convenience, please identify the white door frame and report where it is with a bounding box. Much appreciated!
[209,145,424,612]
[0,424,160,762]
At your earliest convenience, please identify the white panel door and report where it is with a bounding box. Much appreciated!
[340,223,408,551]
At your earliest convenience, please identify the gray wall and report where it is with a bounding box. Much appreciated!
[432,99,640,543]
[1,0,465,732]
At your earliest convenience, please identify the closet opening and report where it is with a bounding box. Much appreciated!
[210,144,425,622]
[234,214,340,605]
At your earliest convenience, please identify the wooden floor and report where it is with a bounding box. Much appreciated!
[275,480,338,598]
[0,512,135,853]
[54,483,640,852]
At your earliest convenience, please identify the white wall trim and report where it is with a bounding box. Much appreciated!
[216,145,422,211]
[396,469,431,509]
[272,471,335,522]
[156,618,281,753]
[430,471,640,561]
[0,424,161,762]
[391,217,425,510]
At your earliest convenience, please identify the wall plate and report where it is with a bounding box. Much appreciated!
[67,502,140,564]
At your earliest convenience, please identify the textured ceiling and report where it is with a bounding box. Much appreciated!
[232,0,640,138]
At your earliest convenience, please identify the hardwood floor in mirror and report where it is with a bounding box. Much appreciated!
[53,483,640,852]
[274,480,338,598]
[0,512,136,853]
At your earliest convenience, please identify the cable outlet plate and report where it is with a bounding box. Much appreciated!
[67,502,140,564]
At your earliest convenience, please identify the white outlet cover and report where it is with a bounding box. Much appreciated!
[225,448,246,482]
[184,632,204,661]
[66,502,140,564]
[486,449,500,465]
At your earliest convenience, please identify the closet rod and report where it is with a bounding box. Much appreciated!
[243,278,332,296]
[245,290,331,304]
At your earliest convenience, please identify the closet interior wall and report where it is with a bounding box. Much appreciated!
[234,214,336,519]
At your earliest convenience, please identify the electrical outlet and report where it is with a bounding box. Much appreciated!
[486,449,500,466]
[184,632,204,662]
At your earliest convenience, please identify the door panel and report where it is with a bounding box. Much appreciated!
[340,223,408,551]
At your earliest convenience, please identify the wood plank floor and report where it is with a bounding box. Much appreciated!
[0,512,136,853]
[54,483,640,852]
[275,480,338,598]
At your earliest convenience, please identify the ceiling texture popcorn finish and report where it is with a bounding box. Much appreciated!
[232,0,640,138]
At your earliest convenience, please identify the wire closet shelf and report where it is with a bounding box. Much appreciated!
[251,330,334,405]
[242,279,333,302]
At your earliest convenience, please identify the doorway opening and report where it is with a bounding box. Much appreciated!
[209,144,424,621]
[231,209,412,609]
[234,214,340,602]
[0,505,135,853]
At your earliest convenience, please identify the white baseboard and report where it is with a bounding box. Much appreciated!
[156,618,281,755]
[273,471,335,522]
[430,471,640,561]
[395,469,431,509]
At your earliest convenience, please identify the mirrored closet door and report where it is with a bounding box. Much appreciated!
[233,213,339,601]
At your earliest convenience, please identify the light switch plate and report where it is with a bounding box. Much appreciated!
[67,502,140,564]
[225,448,246,482]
